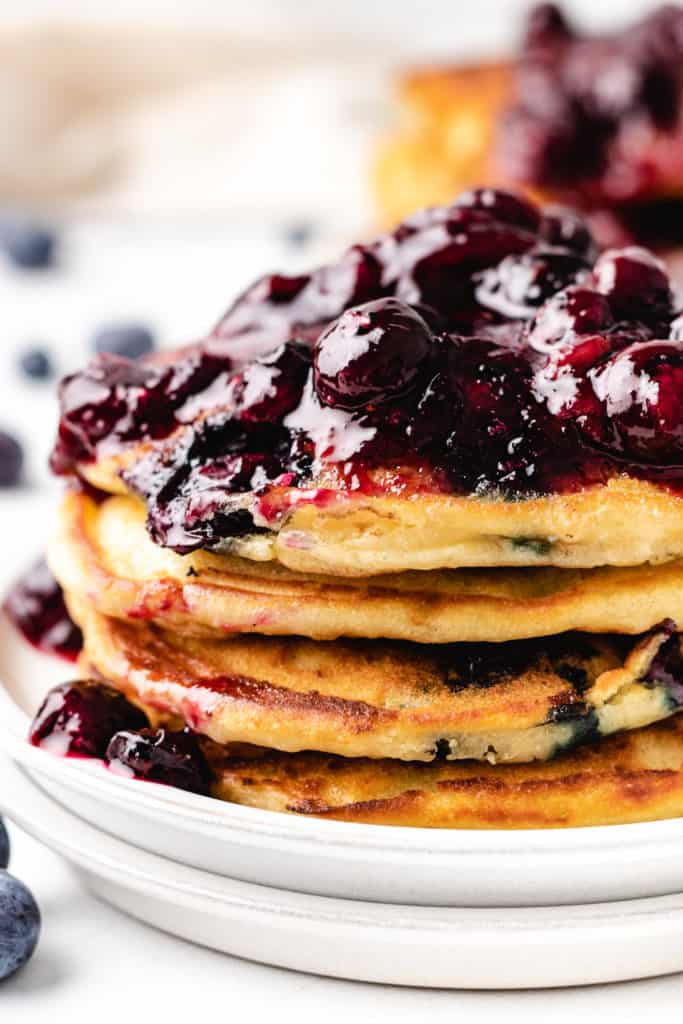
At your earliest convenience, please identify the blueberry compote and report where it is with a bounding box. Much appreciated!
[106,727,211,795]
[50,188,683,554]
[28,679,212,795]
[498,5,683,212]
[29,680,148,757]
[4,559,82,661]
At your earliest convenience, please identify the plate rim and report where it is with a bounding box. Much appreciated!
[7,754,683,933]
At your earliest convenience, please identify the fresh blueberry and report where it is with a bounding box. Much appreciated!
[0,217,56,270]
[18,348,53,381]
[91,323,155,360]
[0,872,40,981]
[0,820,8,870]
[0,432,23,487]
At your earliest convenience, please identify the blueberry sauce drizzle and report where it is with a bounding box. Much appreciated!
[50,188,683,555]
[4,559,82,662]
[498,4,683,209]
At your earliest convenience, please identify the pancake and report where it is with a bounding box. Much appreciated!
[208,716,683,829]
[71,597,683,763]
[375,60,516,229]
[53,491,683,644]
[78,455,683,577]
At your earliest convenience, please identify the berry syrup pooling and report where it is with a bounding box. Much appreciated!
[51,189,683,555]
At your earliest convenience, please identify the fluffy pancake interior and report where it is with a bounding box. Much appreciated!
[51,491,683,644]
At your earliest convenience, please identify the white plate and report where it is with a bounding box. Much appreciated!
[5,755,683,990]
[6,612,683,908]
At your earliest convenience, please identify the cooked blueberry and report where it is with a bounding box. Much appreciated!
[105,727,211,795]
[50,349,228,474]
[0,821,8,870]
[307,245,384,322]
[538,208,595,256]
[0,431,23,487]
[232,341,311,422]
[0,217,55,269]
[584,339,683,463]
[456,188,541,231]
[3,558,82,662]
[526,286,613,353]
[0,872,40,980]
[314,298,434,411]
[395,215,536,315]
[29,680,149,758]
[476,248,590,318]
[18,347,53,381]
[498,6,683,202]
[91,323,155,360]
[210,272,326,358]
[593,247,673,321]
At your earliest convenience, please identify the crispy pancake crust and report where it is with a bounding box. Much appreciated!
[209,716,683,828]
[53,492,683,644]
[71,598,683,763]
[79,452,683,575]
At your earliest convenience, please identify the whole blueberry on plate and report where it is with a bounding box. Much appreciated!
[0,431,23,487]
[91,323,155,360]
[0,820,8,870]
[0,872,40,981]
[0,217,56,270]
[18,347,53,381]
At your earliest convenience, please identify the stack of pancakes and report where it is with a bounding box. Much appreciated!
[49,479,683,829]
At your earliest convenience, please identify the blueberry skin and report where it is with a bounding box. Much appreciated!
[0,872,40,981]
[0,219,56,270]
[18,348,53,381]
[0,820,8,870]
[0,432,23,487]
[91,323,155,360]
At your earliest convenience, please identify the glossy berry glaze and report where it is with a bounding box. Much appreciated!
[498,4,683,235]
[3,559,82,661]
[50,188,683,555]
[28,680,211,794]
[106,727,211,795]
[29,680,148,757]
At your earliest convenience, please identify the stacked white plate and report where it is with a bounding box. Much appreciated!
[3,612,683,989]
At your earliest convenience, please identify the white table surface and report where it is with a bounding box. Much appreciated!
[3,220,683,1017]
